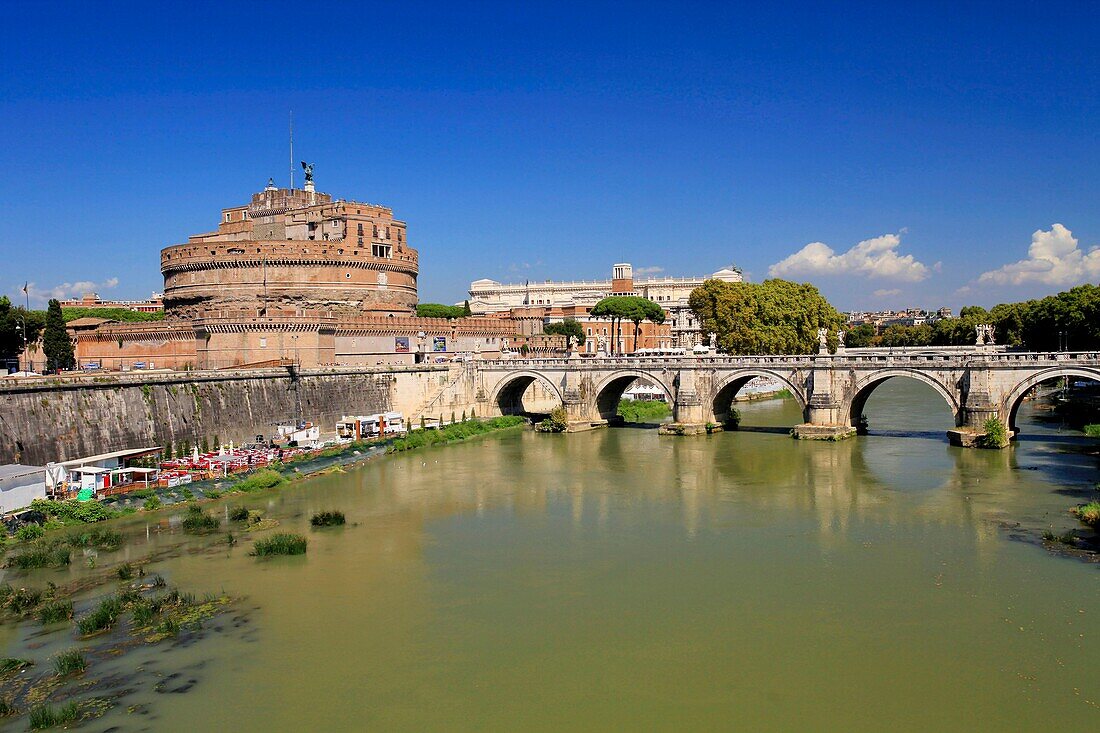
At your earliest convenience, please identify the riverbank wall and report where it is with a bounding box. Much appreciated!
[0,365,454,465]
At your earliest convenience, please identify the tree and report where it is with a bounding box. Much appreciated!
[688,279,843,355]
[544,318,585,346]
[416,303,466,319]
[590,296,663,354]
[624,298,665,352]
[462,300,473,317]
[42,299,75,372]
[844,323,876,347]
[0,297,45,365]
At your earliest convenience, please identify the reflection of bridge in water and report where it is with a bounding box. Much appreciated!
[446,349,1100,444]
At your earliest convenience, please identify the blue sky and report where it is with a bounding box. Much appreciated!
[1,1,1098,311]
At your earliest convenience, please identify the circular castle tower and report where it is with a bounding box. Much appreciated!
[160,177,418,319]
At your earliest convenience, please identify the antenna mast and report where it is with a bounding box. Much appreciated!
[289,111,294,189]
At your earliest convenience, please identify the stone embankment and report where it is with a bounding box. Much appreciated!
[0,365,455,465]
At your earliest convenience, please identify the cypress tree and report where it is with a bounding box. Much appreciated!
[463,300,472,316]
[42,299,75,372]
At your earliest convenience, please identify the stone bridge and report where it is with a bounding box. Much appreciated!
[463,349,1100,443]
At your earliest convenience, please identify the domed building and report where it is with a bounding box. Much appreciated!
[70,174,522,370]
[161,178,418,318]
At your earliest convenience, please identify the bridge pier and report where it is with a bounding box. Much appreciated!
[659,370,710,435]
[792,364,855,441]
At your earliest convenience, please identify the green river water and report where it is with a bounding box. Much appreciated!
[1,380,1098,731]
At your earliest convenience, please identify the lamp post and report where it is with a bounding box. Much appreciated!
[15,316,25,373]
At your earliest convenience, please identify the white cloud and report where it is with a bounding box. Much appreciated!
[872,288,901,297]
[634,266,665,275]
[18,278,120,306]
[768,233,931,282]
[976,224,1100,286]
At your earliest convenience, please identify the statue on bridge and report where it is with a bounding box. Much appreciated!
[975,324,996,346]
[836,329,845,350]
[817,328,829,353]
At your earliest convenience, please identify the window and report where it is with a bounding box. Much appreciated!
[357,223,363,236]
[372,244,391,258]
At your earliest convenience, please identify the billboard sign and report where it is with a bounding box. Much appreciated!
[432,337,447,352]
[394,337,410,353]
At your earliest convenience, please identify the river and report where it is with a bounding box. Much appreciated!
[2,379,1098,730]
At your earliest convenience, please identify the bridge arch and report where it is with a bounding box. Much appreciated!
[488,370,564,418]
[845,369,962,429]
[710,370,808,425]
[1001,366,1100,434]
[592,369,675,423]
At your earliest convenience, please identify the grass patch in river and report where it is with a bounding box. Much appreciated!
[50,649,86,677]
[28,701,78,729]
[252,533,307,556]
[0,658,32,675]
[5,542,71,570]
[310,511,345,527]
[77,596,124,635]
[181,505,219,533]
[1072,500,1100,527]
[229,506,250,522]
[36,599,72,625]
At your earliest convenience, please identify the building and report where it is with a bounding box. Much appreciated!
[62,173,538,371]
[60,293,164,313]
[470,263,741,350]
[0,464,46,513]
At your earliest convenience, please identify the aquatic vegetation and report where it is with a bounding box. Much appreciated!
[36,599,73,625]
[1,586,43,615]
[205,489,222,500]
[77,596,124,635]
[5,543,71,569]
[69,528,124,552]
[51,649,86,676]
[116,563,135,581]
[231,469,287,493]
[0,698,14,716]
[229,506,250,522]
[1084,424,1100,437]
[28,702,78,729]
[0,658,32,675]
[15,524,45,542]
[310,511,346,527]
[1072,501,1100,527]
[252,533,308,556]
[181,505,219,533]
[142,496,161,511]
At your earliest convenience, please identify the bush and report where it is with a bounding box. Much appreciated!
[977,418,1009,449]
[1085,424,1100,437]
[725,408,742,429]
[15,524,45,542]
[29,702,79,729]
[310,511,346,527]
[205,489,222,500]
[535,407,569,433]
[181,505,219,533]
[29,498,119,524]
[143,496,161,511]
[37,598,73,625]
[616,399,671,423]
[117,562,135,580]
[232,469,286,493]
[229,506,250,522]
[252,533,308,556]
[389,416,525,451]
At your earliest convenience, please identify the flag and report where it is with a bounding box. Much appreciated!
[21,282,28,294]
